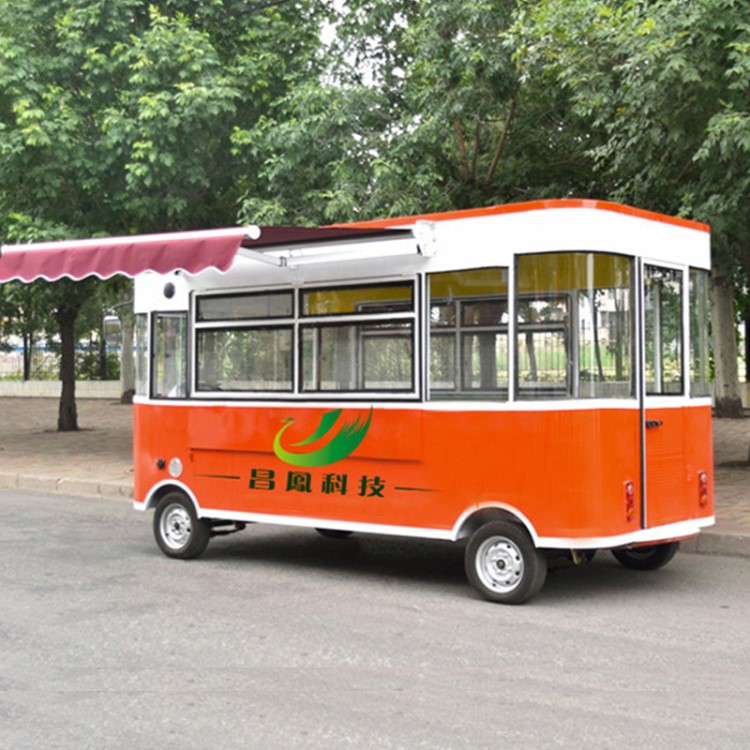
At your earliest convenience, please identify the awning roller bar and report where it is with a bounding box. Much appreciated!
[0,224,421,283]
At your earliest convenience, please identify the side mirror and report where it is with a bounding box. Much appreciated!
[103,314,122,348]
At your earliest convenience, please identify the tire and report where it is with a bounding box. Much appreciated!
[465,522,547,604]
[611,541,680,571]
[153,492,210,559]
[315,528,353,540]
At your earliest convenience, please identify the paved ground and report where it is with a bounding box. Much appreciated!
[0,397,133,500]
[0,397,747,556]
[4,490,750,749]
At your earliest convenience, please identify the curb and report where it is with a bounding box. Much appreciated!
[681,529,750,559]
[0,472,133,501]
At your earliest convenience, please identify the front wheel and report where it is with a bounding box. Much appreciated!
[611,541,680,570]
[465,522,547,604]
[153,492,210,559]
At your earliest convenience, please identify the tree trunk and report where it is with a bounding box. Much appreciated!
[22,332,31,381]
[98,333,107,380]
[56,305,80,431]
[119,310,135,404]
[710,267,743,418]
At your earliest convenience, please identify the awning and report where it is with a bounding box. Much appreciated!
[0,225,413,282]
[0,227,252,282]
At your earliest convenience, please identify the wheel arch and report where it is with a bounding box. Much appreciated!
[453,503,540,545]
[144,480,200,515]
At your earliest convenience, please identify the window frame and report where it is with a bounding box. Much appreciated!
[152,311,189,400]
[643,263,685,397]
[134,312,150,398]
[428,296,510,398]
[515,292,572,400]
[195,324,295,394]
[427,267,510,400]
[192,279,421,401]
[514,251,636,402]
[196,289,294,323]
[689,267,711,398]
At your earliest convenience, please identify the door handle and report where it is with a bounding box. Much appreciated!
[645,420,664,429]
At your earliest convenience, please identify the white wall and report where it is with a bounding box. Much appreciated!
[3,380,749,408]
[0,380,121,398]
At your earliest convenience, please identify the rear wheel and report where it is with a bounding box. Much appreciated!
[611,541,680,570]
[153,492,210,559]
[465,522,547,604]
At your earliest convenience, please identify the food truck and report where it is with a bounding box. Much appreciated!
[0,199,715,602]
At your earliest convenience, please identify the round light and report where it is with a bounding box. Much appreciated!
[168,458,183,478]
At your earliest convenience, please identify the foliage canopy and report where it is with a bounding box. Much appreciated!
[2,0,750,422]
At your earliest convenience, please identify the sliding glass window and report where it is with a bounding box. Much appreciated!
[301,282,415,394]
[194,282,418,397]
[428,267,509,399]
[195,291,293,393]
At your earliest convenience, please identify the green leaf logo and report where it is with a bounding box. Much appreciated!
[273,407,374,467]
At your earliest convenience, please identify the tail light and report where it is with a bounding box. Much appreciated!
[698,471,709,507]
[625,480,635,521]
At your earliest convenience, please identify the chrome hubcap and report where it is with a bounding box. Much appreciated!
[476,536,524,593]
[160,504,192,550]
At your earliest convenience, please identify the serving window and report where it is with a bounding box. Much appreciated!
[197,327,293,392]
[194,281,417,397]
[301,322,413,392]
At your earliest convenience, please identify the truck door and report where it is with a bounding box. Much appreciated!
[641,263,687,528]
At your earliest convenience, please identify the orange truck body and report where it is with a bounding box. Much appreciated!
[130,200,714,600]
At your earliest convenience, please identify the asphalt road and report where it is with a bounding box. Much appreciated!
[1,489,749,750]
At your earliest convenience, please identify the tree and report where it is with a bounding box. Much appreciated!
[237,0,599,225]
[0,0,331,429]
[0,215,120,428]
[511,0,750,416]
